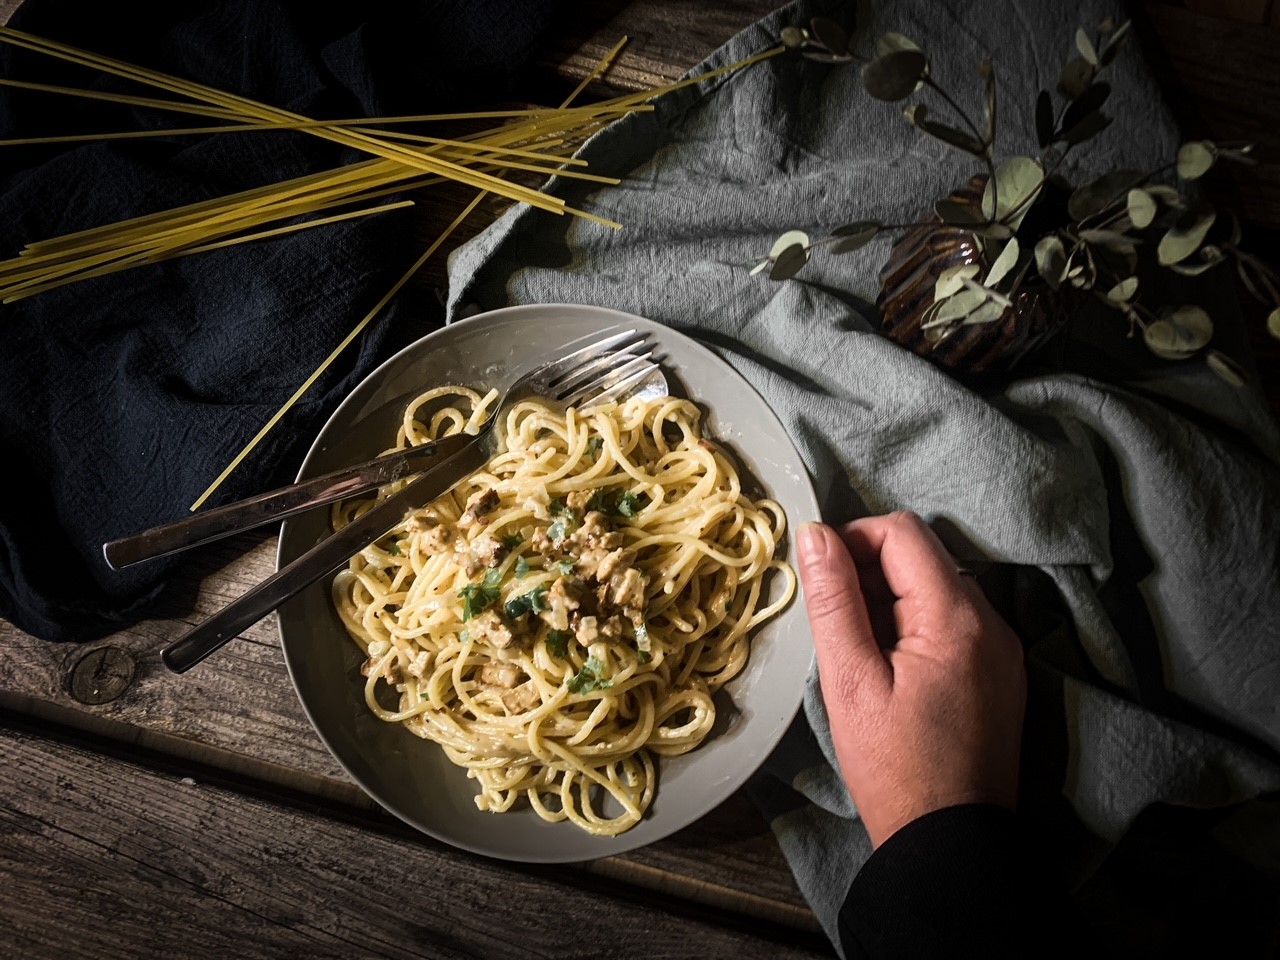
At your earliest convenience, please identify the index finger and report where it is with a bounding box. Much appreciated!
[836,511,974,623]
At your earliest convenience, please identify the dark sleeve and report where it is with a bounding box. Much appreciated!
[837,804,1107,960]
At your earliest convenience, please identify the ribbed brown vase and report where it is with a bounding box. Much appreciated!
[875,176,1069,380]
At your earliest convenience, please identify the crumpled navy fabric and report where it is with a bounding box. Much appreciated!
[0,0,555,641]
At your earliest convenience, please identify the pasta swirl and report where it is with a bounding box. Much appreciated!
[330,387,794,836]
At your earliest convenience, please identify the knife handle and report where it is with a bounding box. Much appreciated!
[160,436,488,673]
[103,433,475,569]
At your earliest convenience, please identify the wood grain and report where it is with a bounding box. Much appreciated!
[0,725,832,960]
[0,532,819,934]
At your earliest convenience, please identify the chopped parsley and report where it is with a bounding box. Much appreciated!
[501,533,525,549]
[547,517,571,543]
[587,487,612,513]
[615,490,648,517]
[557,560,576,576]
[386,540,402,556]
[586,436,603,457]
[504,583,549,620]
[567,656,613,694]
[515,555,531,578]
[458,568,503,621]
[549,497,571,516]
[545,629,572,658]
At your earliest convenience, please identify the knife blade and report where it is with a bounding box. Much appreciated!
[160,435,490,673]
[104,431,479,570]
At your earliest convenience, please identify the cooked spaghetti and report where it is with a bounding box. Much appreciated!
[329,385,795,837]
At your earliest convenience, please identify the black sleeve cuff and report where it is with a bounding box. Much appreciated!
[837,804,1104,960]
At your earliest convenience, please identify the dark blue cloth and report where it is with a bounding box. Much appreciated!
[0,0,555,641]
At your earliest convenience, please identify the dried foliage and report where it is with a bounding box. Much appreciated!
[760,16,1280,383]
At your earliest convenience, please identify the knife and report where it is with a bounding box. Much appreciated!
[104,432,478,569]
[160,435,489,674]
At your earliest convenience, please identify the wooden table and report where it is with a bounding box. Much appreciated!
[2,3,1278,958]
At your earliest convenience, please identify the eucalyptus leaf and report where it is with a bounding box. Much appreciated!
[1237,258,1266,303]
[1145,184,1182,204]
[1167,246,1225,277]
[1067,169,1143,221]
[963,300,1007,325]
[1105,276,1138,302]
[934,199,982,226]
[780,26,807,49]
[770,230,810,258]
[809,17,848,55]
[1206,349,1247,387]
[933,287,988,324]
[1075,27,1099,66]
[1034,235,1067,289]
[984,237,1021,288]
[982,155,1044,230]
[1127,188,1157,229]
[1143,304,1213,359]
[1267,307,1280,340]
[1099,20,1132,65]
[1157,210,1215,266]
[877,32,922,55]
[1060,83,1111,138]
[935,263,981,300]
[1177,141,1216,180]
[769,242,810,281]
[903,103,928,125]
[1058,56,1095,100]
[1078,228,1136,251]
[1060,110,1111,146]
[830,220,881,254]
[1035,90,1054,148]
[918,119,986,156]
[862,50,928,102]
[973,222,1013,240]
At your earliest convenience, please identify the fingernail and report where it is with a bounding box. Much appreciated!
[799,522,828,560]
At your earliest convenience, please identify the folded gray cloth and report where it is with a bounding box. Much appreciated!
[446,0,1280,952]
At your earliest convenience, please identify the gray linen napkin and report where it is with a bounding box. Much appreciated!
[445,0,1280,951]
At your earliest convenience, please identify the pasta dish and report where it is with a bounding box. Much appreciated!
[329,384,795,837]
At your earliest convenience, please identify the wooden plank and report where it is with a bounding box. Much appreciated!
[1180,0,1270,22]
[0,532,819,933]
[0,724,833,959]
[538,0,786,94]
[1138,4,1280,228]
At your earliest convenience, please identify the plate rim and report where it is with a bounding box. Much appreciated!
[276,302,818,862]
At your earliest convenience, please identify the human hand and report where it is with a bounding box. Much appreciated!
[798,512,1027,848]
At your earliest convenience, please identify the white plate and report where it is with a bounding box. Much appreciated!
[277,303,818,862]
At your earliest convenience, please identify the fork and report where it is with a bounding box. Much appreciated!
[159,327,664,673]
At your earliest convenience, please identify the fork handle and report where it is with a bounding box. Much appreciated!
[160,437,488,673]
[103,432,477,569]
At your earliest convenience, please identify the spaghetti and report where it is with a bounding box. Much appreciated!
[329,386,795,836]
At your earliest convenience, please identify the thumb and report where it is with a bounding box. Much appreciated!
[798,522,891,706]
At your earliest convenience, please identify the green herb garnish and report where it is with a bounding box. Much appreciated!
[501,533,525,549]
[616,491,649,518]
[567,656,613,694]
[586,436,603,457]
[545,629,572,658]
[504,583,549,620]
[458,575,501,621]
[515,555,530,578]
